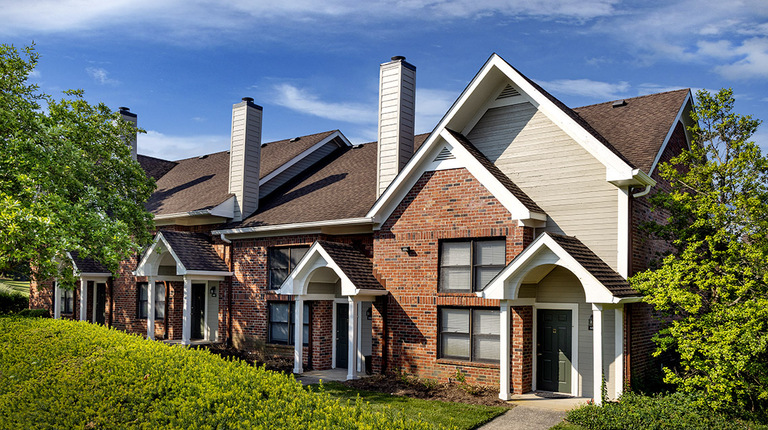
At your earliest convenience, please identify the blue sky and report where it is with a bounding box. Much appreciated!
[3,0,768,160]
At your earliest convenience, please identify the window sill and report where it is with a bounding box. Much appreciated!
[437,292,479,297]
[436,358,500,369]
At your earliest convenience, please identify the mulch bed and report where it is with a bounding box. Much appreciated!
[342,374,512,407]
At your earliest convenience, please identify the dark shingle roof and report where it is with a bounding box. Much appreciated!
[137,155,177,181]
[146,151,232,216]
[160,230,229,272]
[260,130,340,178]
[317,240,383,291]
[547,233,637,297]
[69,251,110,274]
[573,89,690,172]
[445,129,546,214]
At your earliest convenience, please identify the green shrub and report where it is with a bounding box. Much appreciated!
[16,308,48,318]
[0,288,27,314]
[0,317,446,430]
[566,392,768,429]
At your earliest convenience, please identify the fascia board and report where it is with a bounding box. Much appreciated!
[183,271,232,277]
[64,252,80,276]
[259,131,350,186]
[648,90,693,175]
[134,239,162,276]
[136,232,188,276]
[213,217,373,238]
[278,241,324,294]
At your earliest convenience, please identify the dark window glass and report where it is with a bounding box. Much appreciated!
[268,246,309,289]
[268,302,310,345]
[438,307,500,363]
[61,288,74,314]
[439,239,505,292]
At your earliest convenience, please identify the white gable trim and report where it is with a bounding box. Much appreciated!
[259,131,351,186]
[366,130,546,229]
[134,232,185,276]
[278,242,387,297]
[648,91,693,176]
[480,233,622,303]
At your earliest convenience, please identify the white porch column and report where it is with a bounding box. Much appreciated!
[592,303,604,405]
[347,296,359,380]
[182,277,192,345]
[147,278,156,340]
[499,300,511,400]
[79,277,87,321]
[294,298,304,374]
[615,306,624,398]
[53,281,61,319]
[91,282,97,323]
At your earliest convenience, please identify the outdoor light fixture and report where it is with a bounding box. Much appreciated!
[588,315,593,331]
[400,246,411,252]
[366,307,372,320]
[210,287,217,298]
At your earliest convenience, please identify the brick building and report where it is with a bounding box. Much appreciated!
[30,54,693,404]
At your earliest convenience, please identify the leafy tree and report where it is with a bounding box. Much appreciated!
[632,88,768,415]
[0,44,155,287]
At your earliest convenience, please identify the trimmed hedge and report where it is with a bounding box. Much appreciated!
[0,289,27,314]
[0,317,444,429]
[566,392,768,429]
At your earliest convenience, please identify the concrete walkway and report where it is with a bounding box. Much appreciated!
[479,393,588,430]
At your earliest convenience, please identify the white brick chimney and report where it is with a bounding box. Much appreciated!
[377,55,416,197]
[229,97,262,222]
[118,107,137,161]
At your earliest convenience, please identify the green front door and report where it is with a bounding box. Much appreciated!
[537,309,572,393]
[191,283,206,340]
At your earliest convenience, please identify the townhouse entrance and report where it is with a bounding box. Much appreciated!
[191,283,206,340]
[536,309,572,393]
[336,303,349,368]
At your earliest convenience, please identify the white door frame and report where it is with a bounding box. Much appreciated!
[532,302,580,396]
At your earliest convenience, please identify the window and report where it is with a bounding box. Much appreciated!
[438,308,500,363]
[268,246,309,289]
[137,282,166,320]
[268,302,309,345]
[439,239,505,292]
[61,287,74,314]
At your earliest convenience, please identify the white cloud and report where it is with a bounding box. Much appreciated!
[272,83,376,124]
[713,38,768,80]
[138,130,229,160]
[415,88,458,132]
[537,78,629,100]
[0,0,621,38]
[86,67,118,85]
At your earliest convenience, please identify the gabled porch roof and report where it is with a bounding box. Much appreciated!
[481,232,639,304]
[278,240,386,298]
[134,230,231,277]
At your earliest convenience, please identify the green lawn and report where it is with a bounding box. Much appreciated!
[315,381,509,430]
[0,278,30,297]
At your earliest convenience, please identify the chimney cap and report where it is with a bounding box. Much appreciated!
[242,97,254,103]
[612,100,628,108]
[391,56,406,61]
[118,106,130,112]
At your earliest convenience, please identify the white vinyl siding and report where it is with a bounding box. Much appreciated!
[467,103,619,270]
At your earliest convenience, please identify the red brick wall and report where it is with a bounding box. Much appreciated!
[628,121,688,389]
[511,306,533,393]
[373,168,533,386]
[310,300,334,370]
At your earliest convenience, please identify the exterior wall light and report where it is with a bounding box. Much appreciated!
[210,286,217,298]
[400,246,411,252]
[588,315,593,331]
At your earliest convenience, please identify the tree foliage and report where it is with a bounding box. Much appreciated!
[0,44,155,287]
[632,88,768,415]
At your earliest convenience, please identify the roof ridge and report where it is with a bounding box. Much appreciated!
[573,88,690,110]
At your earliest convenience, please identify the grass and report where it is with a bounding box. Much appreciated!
[315,381,509,430]
[0,278,29,297]
[550,422,587,430]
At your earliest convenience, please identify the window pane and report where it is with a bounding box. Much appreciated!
[440,308,470,333]
[303,325,309,345]
[473,310,500,335]
[440,267,471,291]
[269,248,290,269]
[474,240,505,265]
[270,269,289,289]
[291,247,309,268]
[155,285,165,302]
[441,242,471,266]
[474,266,504,290]
[473,335,500,362]
[139,283,148,300]
[270,323,290,344]
[154,300,165,319]
[303,303,310,324]
[441,333,470,359]
[270,303,290,323]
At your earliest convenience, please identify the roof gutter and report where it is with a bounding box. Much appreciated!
[213,217,375,239]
